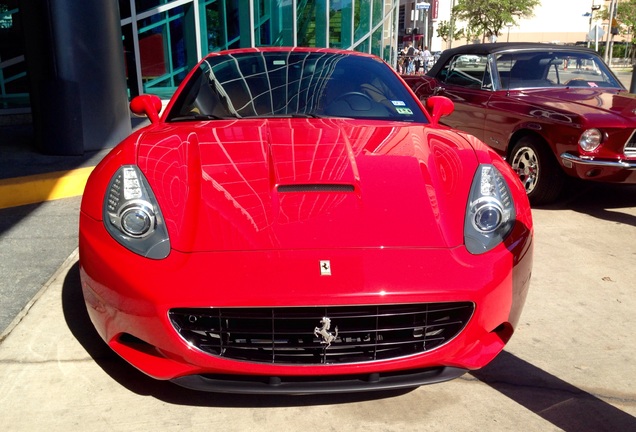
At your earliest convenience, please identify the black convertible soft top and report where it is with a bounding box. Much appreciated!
[427,43,598,77]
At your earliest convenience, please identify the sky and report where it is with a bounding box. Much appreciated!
[514,0,599,34]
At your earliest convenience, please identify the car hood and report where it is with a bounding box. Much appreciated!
[135,119,478,252]
[508,88,636,120]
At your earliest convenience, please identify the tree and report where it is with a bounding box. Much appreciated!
[615,0,636,61]
[453,0,540,42]
[593,0,636,64]
[436,20,464,42]
[600,0,636,61]
[599,0,636,35]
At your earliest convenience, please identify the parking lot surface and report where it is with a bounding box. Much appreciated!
[1,69,635,430]
[1,181,635,431]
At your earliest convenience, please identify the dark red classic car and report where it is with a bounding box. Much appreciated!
[404,43,636,204]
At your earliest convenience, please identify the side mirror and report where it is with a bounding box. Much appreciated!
[426,96,454,125]
[130,95,163,124]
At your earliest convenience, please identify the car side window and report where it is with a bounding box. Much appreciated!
[439,54,490,90]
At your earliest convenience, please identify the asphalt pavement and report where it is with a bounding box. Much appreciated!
[612,69,633,91]
[0,70,635,430]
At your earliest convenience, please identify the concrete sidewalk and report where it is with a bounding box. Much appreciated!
[0,116,149,334]
[0,122,109,334]
[1,182,635,431]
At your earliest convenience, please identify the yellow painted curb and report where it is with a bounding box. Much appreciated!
[0,166,94,209]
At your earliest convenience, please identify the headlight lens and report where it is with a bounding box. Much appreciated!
[472,197,503,233]
[103,165,170,259]
[120,202,155,237]
[464,165,516,254]
[578,128,602,152]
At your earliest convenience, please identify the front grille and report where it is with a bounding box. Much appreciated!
[625,131,636,158]
[168,303,474,365]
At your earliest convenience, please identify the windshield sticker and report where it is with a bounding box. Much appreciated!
[391,100,406,106]
[273,60,286,65]
[396,107,413,115]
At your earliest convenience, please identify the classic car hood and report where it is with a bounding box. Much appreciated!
[509,88,636,120]
[135,119,478,252]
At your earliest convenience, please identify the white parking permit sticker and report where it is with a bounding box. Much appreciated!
[391,100,406,106]
[396,107,413,115]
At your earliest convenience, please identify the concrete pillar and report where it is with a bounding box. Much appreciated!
[19,0,131,155]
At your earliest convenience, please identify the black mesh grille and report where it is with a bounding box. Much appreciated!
[168,303,474,365]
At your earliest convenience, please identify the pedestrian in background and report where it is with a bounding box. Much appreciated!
[414,49,422,75]
[422,46,432,73]
[406,43,415,75]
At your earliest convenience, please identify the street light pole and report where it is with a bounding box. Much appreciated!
[415,2,430,49]
[424,4,429,48]
[604,0,616,63]
[595,25,600,51]
[587,2,601,50]
[449,0,456,49]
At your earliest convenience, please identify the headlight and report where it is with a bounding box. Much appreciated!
[578,128,602,152]
[103,165,170,259]
[119,201,155,237]
[464,165,516,254]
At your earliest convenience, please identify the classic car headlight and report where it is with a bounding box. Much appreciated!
[103,165,170,259]
[579,128,603,152]
[464,165,516,254]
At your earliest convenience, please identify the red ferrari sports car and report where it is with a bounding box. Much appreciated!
[79,47,533,394]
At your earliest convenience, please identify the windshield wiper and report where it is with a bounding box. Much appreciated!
[240,113,327,119]
[169,113,239,122]
[291,113,325,118]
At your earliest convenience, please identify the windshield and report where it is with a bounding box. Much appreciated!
[166,51,427,123]
[495,50,623,90]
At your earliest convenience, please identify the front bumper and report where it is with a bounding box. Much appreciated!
[79,211,532,392]
[560,153,636,182]
[171,366,467,394]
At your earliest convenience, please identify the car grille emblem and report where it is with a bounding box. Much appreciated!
[314,317,338,349]
[320,260,331,276]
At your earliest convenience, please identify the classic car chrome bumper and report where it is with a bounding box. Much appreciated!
[560,153,636,170]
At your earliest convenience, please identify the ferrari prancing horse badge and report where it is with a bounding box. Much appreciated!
[320,260,331,276]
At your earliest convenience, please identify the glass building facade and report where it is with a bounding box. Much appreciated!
[1,0,399,114]
[0,0,29,113]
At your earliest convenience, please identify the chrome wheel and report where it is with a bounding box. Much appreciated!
[509,136,565,205]
[510,146,539,194]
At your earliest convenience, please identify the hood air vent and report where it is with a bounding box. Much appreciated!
[277,184,355,193]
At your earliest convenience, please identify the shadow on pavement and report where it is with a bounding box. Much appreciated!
[0,123,110,180]
[536,181,636,227]
[61,262,413,407]
[471,351,636,432]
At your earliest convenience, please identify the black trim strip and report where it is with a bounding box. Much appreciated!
[171,366,467,395]
[277,184,355,193]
